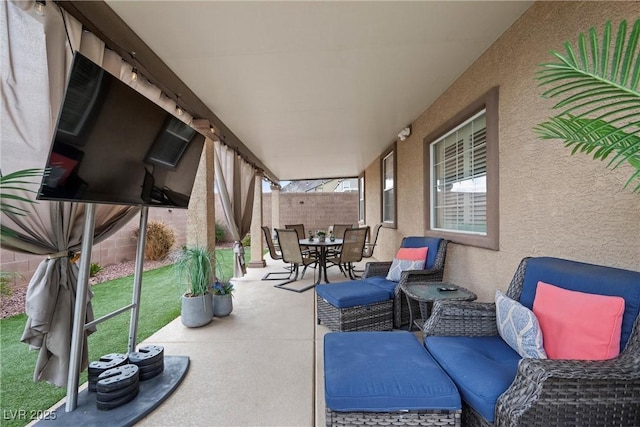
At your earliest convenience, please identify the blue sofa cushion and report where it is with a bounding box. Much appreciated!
[316,282,390,308]
[425,336,521,423]
[402,236,443,269]
[325,331,461,412]
[519,257,640,350]
[362,275,397,297]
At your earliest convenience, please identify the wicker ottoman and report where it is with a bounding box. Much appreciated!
[316,281,393,332]
[324,331,461,427]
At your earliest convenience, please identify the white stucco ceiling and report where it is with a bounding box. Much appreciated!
[105,1,532,181]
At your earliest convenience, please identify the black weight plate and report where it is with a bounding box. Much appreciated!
[138,359,164,374]
[96,387,139,411]
[129,345,164,367]
[88,353,128,375]
[96,381,139,402]
[96,364,139,393]
[139,364,163,381]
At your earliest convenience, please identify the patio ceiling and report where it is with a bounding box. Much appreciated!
[96,1,532,181]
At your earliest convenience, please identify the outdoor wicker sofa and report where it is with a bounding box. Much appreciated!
[423,256,640,426]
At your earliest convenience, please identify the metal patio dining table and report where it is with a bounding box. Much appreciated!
[298,238,343,285]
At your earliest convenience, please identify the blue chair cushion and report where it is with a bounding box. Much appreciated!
[425,336,521,423]
[325,331,461,412]
[362,276,397,297]
[316,282,390,308]
[518,257,640,351]
[401,236,443,269]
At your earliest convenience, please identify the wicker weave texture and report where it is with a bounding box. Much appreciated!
[326,408,461,427]
[425,257,640,427]
[316,295,392,332]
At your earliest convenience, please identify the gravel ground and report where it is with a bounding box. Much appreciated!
[0,258,173,319]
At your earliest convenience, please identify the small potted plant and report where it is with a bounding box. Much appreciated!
[317,230,327,242]
[211,279,234,317]
[174,245,214,327]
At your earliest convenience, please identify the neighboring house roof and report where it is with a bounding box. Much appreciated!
[281,179,329,193]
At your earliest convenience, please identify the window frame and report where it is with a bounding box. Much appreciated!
[381,142,397,229]
[358,173,365,224]
[423,87,499,250]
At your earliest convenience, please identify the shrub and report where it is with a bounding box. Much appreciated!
[241,233,251,247]
[215,221,226,243]
[133,220,177,260]
[0,272,19,297]
[89,263,103,277]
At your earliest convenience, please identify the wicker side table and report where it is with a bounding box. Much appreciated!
[400,282,476,331]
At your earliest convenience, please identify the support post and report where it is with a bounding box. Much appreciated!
[128,206,149,354]
[248,171,265,268]
[65,203,96,412]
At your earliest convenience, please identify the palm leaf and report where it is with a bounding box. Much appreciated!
[0,168,47,216]
[536,19,640,192]
[0,168,47,238]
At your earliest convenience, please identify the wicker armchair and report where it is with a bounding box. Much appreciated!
[423,257,640,427]
[362,237,449,328]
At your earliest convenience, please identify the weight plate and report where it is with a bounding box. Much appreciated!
[88,353,128,375]
[139,364,164,381]
[96,381,139,402]
[96,387,139,411]
[96,364,139,393]
[138,359,164,375]
[129,345,164,367]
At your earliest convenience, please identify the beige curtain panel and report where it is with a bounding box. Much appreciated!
[0,2,189,387]
[214,140,256,278]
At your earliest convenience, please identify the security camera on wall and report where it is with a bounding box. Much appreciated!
[398,125,412,141]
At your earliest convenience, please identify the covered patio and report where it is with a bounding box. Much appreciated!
[2,1,639,426]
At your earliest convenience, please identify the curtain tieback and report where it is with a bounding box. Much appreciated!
[47,250,77,261]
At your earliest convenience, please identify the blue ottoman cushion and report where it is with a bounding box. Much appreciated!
[316,282,389,308]
[425,336,521,423]
[325,331,461,412]
[362,276,398,297]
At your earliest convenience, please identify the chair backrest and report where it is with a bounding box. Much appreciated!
[275,229,303,265]
[261,226,281,260]
[285,224,306,240]
[400,236,445,270]
[339,227,369,263]
[332,224,352,240]
[512,257,640,351]
[362,223,382,258]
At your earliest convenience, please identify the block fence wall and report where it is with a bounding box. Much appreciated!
[1,192,358,285]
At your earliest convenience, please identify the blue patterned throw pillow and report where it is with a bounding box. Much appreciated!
[495,291,547,359]
[385,258,425,282]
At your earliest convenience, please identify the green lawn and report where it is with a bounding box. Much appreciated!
[0,248,242,427]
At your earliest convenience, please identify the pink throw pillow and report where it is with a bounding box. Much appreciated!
[396,247,428,261]
[532,281,625,360]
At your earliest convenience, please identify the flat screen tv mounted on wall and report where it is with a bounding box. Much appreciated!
[38,51,205,208]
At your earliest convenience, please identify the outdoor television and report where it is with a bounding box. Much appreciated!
[38,51,205,208]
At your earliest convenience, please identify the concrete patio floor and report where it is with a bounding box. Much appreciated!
[132,255,374,427]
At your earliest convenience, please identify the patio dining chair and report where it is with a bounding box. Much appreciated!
[261,226,294,281]
[273,228,319,293]
[326,227,369,280]
[330,224,352,240]
[362,223,382,258]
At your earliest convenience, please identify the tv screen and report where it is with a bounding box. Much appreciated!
[38,52,205,208]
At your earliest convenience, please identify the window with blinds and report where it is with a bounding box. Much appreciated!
[431,110,487,234]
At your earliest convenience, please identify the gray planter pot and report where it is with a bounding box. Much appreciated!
[213,294,233,317]
[181,293,213,327]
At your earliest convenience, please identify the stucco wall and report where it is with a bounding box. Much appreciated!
[363,1,640,302]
